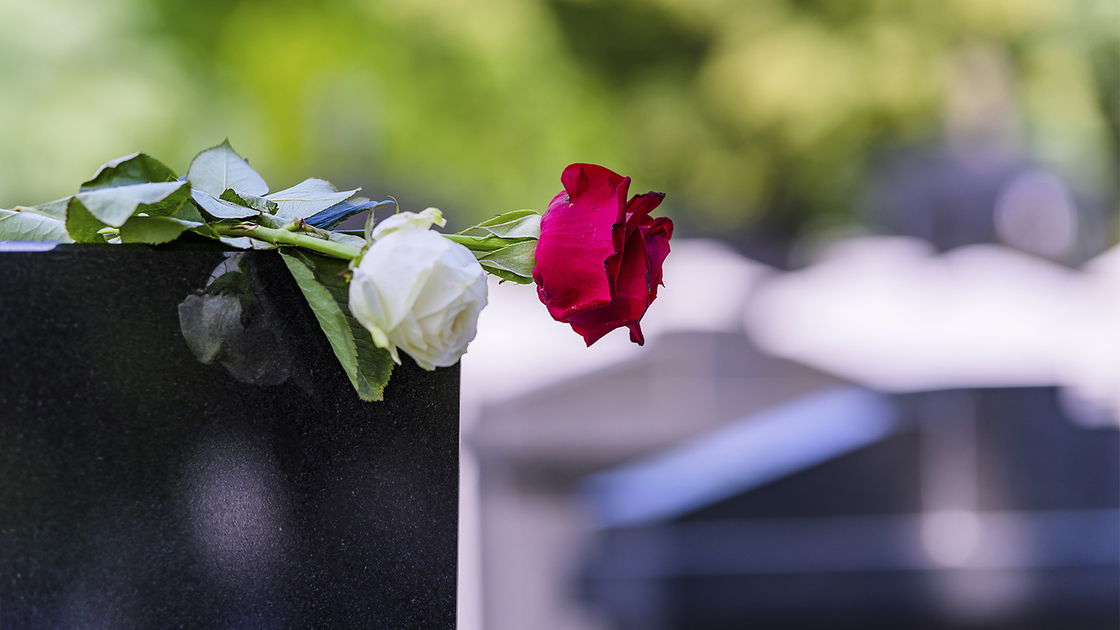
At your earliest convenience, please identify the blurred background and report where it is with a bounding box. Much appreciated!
[2,0,1118,628]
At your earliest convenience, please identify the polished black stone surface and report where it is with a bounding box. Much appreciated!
[0,247,459,629]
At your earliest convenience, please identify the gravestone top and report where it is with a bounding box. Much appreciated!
[0,247,459,629]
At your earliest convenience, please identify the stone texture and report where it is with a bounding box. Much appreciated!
[0,246,458,629]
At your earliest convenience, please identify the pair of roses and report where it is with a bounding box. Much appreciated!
[348,163,674,369]
[1,144,671,400]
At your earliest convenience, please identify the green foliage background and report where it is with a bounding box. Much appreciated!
[1,0,1116,240]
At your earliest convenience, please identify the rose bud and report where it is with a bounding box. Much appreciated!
[349,209,488,370]
[533,163,673,346]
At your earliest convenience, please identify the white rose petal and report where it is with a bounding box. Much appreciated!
[371,207,446,241]
[348,227,488,371]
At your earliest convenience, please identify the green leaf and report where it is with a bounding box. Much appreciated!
[140,184,191,217]
[220,188,279,214]
[472,210,542,239]
[28,197,72,220]
[65,198,108,243]
[266,178,359,222]
[477,240,537,284]
[187,140,269,196]
[280,248,394,402]
[191,189,260,219]
[0,207,74,242]
[72,181,189,228]
[80,153,178,190]
[119,215,202,245]
[173,199,206,223]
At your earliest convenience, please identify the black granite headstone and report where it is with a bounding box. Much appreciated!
[0,246,458,629]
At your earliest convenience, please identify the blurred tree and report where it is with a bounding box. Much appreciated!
[1,0,1115,245]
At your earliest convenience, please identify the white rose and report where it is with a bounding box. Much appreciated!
[371,207,445,239]
[348,212,488,370]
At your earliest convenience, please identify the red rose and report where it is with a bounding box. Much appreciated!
[532,163,673,346]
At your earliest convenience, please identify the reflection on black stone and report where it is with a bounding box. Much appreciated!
[178,253,293,386]
[182,438,293,592]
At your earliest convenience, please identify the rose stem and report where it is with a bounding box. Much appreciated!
[212,223,363,260]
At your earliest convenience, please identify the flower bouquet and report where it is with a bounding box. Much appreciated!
[0,142,674,400]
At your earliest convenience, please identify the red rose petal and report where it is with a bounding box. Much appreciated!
[624,191,665,231]
[533,164,629,320]
[641,216,673,301]
[565,228,651,346]
[533,163,672,346]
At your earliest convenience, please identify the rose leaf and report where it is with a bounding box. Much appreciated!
[0,206,74,242]
[29,197,72,220]
[187,140,269,197]
[191,189,260,220]
[172,198,207,223]
[220,188,279,214]
[266,178,360,223]
[119,216,202,245]
[81,153,178,190]
[72,181,190,227]
[64,198,108,243]
[279,248,394,402]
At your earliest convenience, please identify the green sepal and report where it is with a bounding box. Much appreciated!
[279,248,394,402]
[448,210,541,259]
[443,233,513,252]
[471,210,542,239]
[478,240,537,284]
